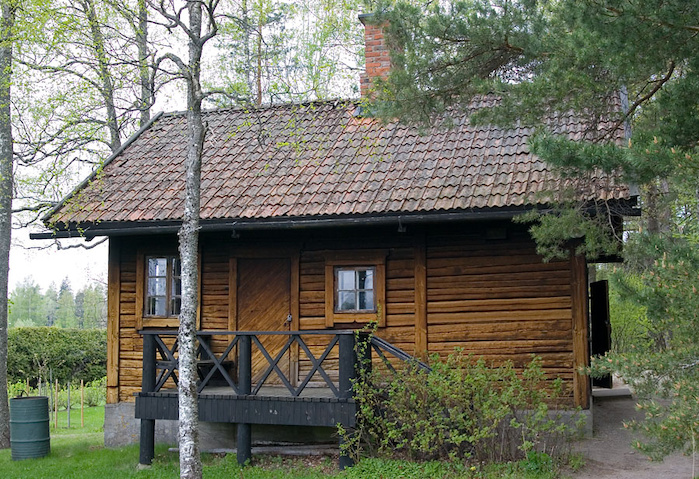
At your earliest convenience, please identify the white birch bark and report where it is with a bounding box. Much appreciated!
[0,1,14,450]
[176,1,209,477]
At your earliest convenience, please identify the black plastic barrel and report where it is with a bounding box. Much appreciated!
[10,396,50,460]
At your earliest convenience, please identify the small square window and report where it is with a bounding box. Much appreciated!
[335,267,376,313]
[324,251,386,327]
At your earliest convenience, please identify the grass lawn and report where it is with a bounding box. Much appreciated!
[0,406,566,478]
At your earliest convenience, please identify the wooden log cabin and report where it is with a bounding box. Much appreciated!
[32,15,637,466]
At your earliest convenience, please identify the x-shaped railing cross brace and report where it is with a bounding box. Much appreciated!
[196,335,239,394]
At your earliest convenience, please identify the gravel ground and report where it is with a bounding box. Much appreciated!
[570,392,697,479]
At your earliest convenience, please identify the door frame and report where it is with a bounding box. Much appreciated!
[227,245,300,333]
[227,245,301,384]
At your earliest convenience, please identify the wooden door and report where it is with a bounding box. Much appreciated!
[237,258,291,385]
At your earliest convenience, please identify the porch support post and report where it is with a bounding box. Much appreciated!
[139,333,156,465]
[338,332,357,470]
[236,334,252,466]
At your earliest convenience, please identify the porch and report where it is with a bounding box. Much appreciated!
[135,329,427,468]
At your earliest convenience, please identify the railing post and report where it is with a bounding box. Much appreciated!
[338,333,356,399]
[139,332,156,466]
[338,332,357,469]
[237,334,252,466]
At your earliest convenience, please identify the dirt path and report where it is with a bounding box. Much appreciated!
[570,392,697,479]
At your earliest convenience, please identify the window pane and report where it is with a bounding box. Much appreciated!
[171,298,181,316]
[172,257,181,276]
[148,297,166,316]
[358,291,374,310]
[172,276,181,297]
[148,277,166,296]
[337,270,355,290]
[148,258,167,277]
[357,269,373,289]
[338,291,356,311]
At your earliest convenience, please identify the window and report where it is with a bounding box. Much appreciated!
[136,249,192,330]
[145,256,181,317]
[335,267,375,312]
[324,251,386,327]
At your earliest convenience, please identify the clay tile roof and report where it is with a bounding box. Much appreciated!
[48,98,630,227]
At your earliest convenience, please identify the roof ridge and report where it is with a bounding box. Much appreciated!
[160,98,359,119]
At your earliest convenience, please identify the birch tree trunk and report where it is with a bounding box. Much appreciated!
[0,1,14,450]
[177,1,206,477]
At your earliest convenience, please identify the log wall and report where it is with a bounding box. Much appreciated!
[107,223,589,408]
[425,230,577,405]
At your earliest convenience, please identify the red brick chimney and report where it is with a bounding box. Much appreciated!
[359,13,391,98]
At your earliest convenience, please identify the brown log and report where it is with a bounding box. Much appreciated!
[427,297,571,313]
[427,308,571,325]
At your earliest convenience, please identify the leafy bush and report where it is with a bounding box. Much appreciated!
[7,327,107,384]
[341,350,582,466]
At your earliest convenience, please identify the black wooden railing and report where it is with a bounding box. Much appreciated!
[137,329,430,469]
[139,330,430,400]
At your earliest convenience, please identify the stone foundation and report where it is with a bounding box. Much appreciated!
[104,401,336,450]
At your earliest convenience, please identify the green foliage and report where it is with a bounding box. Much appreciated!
[340,457,469,478]
[8,278,106,329]
[590,235,699,458]
[55,277,77,328]
[370,1,699,460]
[8,377,106,408]
[342,351,582,465]
[521,450,553,474]
[372,0,699,262]
[515,207,620,261]
[8,277,47,327]
[597,267,650,354]
[7,327,106,384]
[374,0,699,143]
[208,0,362,106]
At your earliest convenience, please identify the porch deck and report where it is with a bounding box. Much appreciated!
[159,384,340,398]
[135,330,428,467]
[135,385,356,427]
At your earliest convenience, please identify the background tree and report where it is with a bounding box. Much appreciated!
[373,0,699,458]
[8,277,46,327]
[0,0,160,451]
[79,283,107,328]
[208,0,362,106]
[7,279,106,329]
[43,282,58,327]
[74,288,85,328]
[55,277,77,328]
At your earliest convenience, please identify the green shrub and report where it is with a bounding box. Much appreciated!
[7,327,107,384]
[341,350,582,466]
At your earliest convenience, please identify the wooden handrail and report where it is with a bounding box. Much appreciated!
[138,329,425,398]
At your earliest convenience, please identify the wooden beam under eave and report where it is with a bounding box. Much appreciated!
[107,237,121,404]
[414,234,428,360]
[570,252,590,409]
[290,249,300,386]
[227,257,238,331]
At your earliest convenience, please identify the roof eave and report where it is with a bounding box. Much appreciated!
[29,200,640,240]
